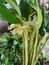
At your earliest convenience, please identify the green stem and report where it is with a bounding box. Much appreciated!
[23,29,28,65]
[23,42,25,65]
[29,28,36,64]
[35,39,49,65]
[31,31,38,65]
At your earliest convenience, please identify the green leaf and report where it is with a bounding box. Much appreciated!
[30,0,36,4]
[19,0,34,20]
[6,0,22,18]
[0,38,7,43]
[45,20,49,32]
[44,54,49,61]
[36,61,41,65]
[13,40,18,45]
[0,48,5,54]
[5,56,9,65]
[0,1,22,24]
[39,28,45,37]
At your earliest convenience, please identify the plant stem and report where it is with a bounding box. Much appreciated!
[31,31,38,65]
[23,29,28,65]
[23,42,25,65]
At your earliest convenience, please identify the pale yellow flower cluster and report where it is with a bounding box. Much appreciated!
[8,14,37,38]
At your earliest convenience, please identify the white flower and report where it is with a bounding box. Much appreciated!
[8,24,16,30]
